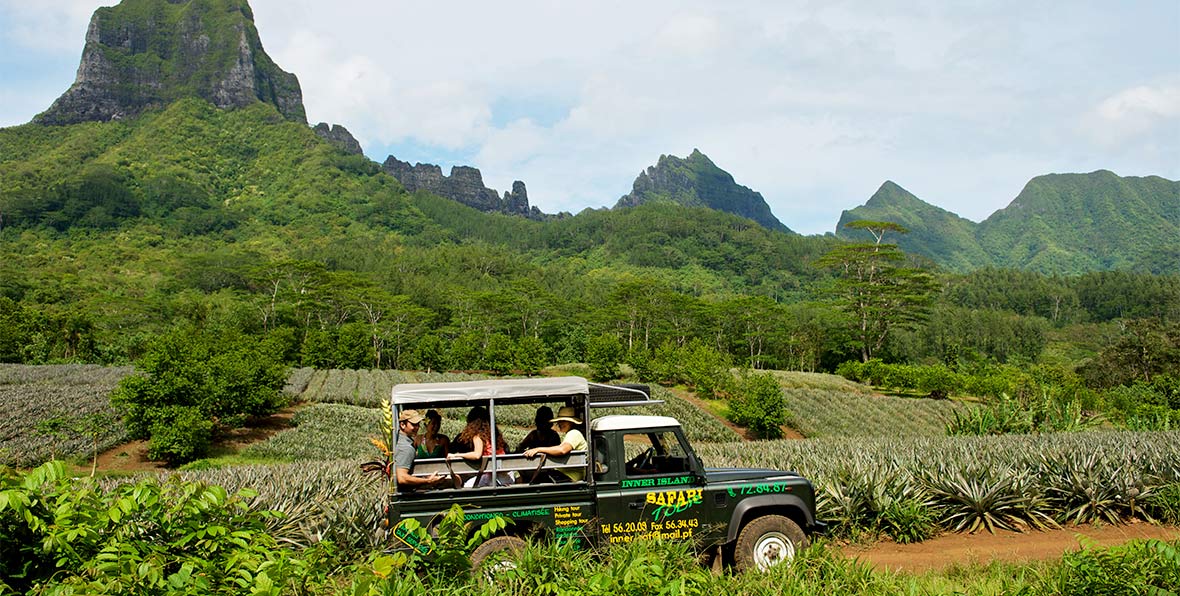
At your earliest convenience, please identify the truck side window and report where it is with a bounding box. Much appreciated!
[623,431,689,476]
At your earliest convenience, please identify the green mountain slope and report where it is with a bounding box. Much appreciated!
[616,149,791,233]
[978,171,1179,274]
[835,181,993,272]
[837,172,1179,274]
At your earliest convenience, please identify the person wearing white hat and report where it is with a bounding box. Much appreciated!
[523,406,587,482]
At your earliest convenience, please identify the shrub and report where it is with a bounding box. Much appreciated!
[514,335,549,375]
[681,339,732,399]
[0,461,323,595]
[1145,483,1180,524]
[111,326,287,465]
[147,406,214,464]
[728,370,787,439]
[1041,539,1180,596]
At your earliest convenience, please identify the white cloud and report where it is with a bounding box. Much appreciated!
[1085,82,1180,147]
[0,0,96,53]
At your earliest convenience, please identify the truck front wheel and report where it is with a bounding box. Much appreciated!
[734,515,807,572]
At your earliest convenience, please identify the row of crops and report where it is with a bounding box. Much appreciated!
[783,387,967,437]
[161,430,1180,551]
[698,431,1180,537]
[0,364,133,467]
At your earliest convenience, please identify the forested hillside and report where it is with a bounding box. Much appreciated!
[1,92,1178,380]
[838,171,1180,274]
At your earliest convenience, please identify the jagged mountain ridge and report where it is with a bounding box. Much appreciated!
[616,149,792,233]
[381,156,543,219]
[11,0,1177,275]
[837,171,1180,274]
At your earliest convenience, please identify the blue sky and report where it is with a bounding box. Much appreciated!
[2,1,1178,235]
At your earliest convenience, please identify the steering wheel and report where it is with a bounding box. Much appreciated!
[627,447,655,473]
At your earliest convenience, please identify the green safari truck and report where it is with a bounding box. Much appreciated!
[382,376,822,572]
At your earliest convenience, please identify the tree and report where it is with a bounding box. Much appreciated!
[110,327,287,465]
[819,221,938,362]
[586,333,624,381]
[727,370,787,439]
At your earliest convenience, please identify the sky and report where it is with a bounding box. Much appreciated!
[2,1,1178,235]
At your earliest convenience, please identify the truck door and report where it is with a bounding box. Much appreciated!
[595,428,705,547]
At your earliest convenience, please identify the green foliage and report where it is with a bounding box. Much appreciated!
[727,370,787,439]
[1079,319,1180,389]
[585,333,624,381]
[111,327,287,464]
[843,172,1180,275]
[0,461,324,595]
[1043,539,1180,596]
[148,405,214,463]
[650,339,733,399]
[1145,483,1180,524]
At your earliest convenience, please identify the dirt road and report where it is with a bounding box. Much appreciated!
[842,521,1180,573]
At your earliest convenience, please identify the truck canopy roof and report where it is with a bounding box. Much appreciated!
[591,414,681,432]
[391,376,589,406]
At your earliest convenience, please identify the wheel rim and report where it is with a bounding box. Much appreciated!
[479,556,518,582]
[752,531,795,571]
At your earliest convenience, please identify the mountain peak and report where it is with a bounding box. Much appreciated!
[616,150,791,233]
[35,0,305,126]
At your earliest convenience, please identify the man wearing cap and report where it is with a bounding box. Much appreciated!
[522,406,587,482]
[395,409,445,490]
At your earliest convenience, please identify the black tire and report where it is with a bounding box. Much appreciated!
[734,515,807,572]
[470,535,526,576]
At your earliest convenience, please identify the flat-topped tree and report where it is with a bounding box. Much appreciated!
[842,220,910,246]
[821,220,937,362]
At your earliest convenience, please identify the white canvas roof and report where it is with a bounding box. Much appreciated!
[391,376,589,405]
[591,415,681,432]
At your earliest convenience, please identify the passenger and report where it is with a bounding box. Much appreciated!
[522,406,587,483]
[393,409,445,491]
[415,409,450,458]
[447,406,512,486]
[449,406,487,454]
[516,405,561,452]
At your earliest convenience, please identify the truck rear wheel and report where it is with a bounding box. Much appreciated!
[734,515,807,572]
[470,535,526,577]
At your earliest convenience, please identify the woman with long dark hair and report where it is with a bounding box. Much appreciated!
[447,406,511,486]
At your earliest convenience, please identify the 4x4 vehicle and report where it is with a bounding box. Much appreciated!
[383,376,822,571]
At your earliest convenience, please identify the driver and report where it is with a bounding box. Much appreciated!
[522,406,587,482]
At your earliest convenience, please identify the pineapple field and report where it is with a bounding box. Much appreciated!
[4,364,1179,550]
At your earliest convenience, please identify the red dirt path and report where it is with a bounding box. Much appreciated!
[842,521,1180,573]
[90,405,302,473]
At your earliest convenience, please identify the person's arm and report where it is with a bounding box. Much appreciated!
[524,439,572,459]
[397,466,442,487]
[448,436,484,461]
